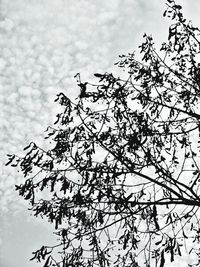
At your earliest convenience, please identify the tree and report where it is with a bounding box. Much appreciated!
[6,1,200,266]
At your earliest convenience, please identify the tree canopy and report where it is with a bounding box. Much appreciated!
[6,1,200,266]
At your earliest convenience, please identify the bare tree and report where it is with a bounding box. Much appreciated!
[6,1,200,266]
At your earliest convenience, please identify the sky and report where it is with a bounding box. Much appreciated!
[1,1,200,266]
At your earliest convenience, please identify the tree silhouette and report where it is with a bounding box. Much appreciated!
[6,1,200,266]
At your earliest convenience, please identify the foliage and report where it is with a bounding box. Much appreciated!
[6,1,200,266]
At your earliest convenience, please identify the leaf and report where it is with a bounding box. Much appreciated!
[123,232,129,250]
[98,211,104,224]
[44,256,51,267]
[30,252,37,261]
[74,191,84,204]
[97,190,102,202]
[51,178,56,192]
[94,73,103,78]
[61,179,70,194]
[153,205,160,230]
[182,230,188,239]
[24,143,32,150]
[155,239,162,246]
[174,4,182,10]
[83,172,89,186]
[166,212,172,225]
[177,243,182,256]
[160,250,165,267]
[49,161,54,171]
[24,190,32,200]
[170,245,174,262]
[5,155,15,166]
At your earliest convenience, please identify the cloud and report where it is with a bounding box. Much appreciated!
[0,0,199,266]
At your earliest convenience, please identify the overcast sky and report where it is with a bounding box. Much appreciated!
[1,1,200,266]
